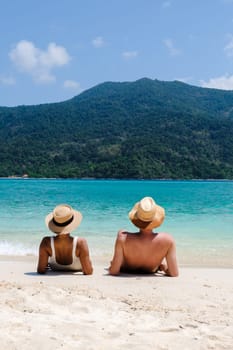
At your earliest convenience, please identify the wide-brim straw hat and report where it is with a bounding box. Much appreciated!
[45,204,82,234]
[129,197,165,229]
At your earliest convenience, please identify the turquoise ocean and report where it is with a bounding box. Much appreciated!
[0,179,232,267]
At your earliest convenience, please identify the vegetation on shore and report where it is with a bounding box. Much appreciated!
[0,78,233,179]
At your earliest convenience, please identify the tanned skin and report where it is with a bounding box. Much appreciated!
[109,229,178,277]
[37,234,93,275]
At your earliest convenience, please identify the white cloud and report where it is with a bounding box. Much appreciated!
[40,43,71,67]
[92,36,105,48]
[122,50,138,59]
[0,76,16,85]
[9,40,71,83]
[201,74,233,90]
[163,38,181,56]
[64,80,82,91]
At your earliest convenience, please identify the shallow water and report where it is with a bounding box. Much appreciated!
[0,179,232,267]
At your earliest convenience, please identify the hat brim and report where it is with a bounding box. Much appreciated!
[45,210,82,234]
[129,203,165,229]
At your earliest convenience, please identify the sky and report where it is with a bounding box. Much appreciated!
[1,0,233,107]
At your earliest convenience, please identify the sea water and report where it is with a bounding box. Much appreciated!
[0,179,232,267]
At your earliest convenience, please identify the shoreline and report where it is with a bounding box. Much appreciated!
[1,177,233,181]
[0,256,233,349]
[1,252,233,269]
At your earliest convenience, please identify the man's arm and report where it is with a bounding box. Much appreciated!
[109,231,125,275]
[78,238,93,275]
[165,238,179,277]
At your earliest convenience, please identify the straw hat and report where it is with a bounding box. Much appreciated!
[45,204,82,234]
[128,197,165,229]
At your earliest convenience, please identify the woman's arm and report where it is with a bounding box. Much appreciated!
[78,238,93,275]
[37,237,50,274]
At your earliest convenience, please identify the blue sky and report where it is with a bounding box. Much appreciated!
[1,0,233,106]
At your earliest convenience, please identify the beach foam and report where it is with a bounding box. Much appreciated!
[0,240,38,256]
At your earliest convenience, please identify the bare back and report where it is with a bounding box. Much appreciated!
[109,229,178,276]
[37,234,93,274]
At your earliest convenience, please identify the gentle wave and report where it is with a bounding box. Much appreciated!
[0,240,37,256]
[0,179,233,267]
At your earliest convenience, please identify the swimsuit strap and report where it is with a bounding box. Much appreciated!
[50,237,55,258]
[50,236,78,261]
[72,236,78,259]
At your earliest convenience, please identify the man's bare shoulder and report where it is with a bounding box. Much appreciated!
[117,229,128,240]
[153,232,175,243]
[116,229,138,241]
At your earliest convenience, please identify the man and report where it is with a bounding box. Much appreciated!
[109,197,178,277]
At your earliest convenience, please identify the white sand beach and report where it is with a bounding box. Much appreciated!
[0,255,233,350]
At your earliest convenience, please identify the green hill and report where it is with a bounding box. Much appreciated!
[0,78,233,179]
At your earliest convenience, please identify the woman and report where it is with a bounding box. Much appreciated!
[37,204,93,274]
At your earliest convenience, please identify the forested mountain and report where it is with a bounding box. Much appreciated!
[0,78,233,179]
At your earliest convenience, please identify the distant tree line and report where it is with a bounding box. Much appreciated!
[0,78,233,179]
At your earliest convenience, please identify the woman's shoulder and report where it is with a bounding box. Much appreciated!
[40,236,52,246]
[76,236,87,245]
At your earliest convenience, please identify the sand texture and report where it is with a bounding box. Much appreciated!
[0,256,233,349]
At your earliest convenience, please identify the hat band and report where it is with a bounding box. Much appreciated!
[52,216,74,227]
